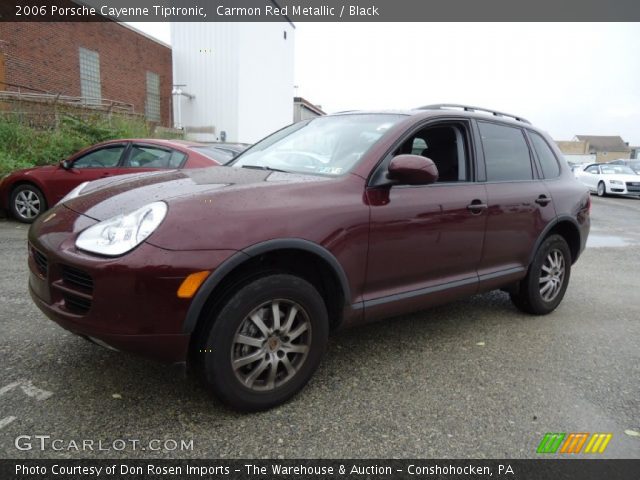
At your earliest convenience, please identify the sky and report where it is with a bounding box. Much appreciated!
[127,22,640,145]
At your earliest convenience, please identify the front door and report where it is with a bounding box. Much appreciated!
[364,122,487,321]
[48,144,128,203]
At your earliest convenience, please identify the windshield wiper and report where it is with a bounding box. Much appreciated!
[241,164,289,173]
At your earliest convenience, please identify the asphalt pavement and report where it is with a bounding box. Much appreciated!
[0,196,639,459]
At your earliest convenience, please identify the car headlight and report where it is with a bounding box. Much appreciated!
[57,181,90,205]
[609,179,623,185]
[76,202,168,256]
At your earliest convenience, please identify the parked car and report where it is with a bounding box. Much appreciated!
[567,161,588,173]
[574,162,640,197]
[607,158,640,174]
[28,105,590,411]
[0,139,242,223]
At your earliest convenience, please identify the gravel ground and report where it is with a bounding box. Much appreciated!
[0,195,638,459]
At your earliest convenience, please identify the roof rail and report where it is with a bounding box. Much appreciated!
[417,104,531,124]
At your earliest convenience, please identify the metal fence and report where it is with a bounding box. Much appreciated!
[0,86,143,129]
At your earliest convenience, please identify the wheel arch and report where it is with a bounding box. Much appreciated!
[183,239,352,350]
[529,217,582,266]
[598,180,606,194]
[9,180,49,205]
[8,180,50,220]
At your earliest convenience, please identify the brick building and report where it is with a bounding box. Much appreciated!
[0,21,172,125]
[557,135,631,164]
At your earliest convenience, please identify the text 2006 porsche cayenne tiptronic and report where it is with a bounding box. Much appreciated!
[28,105,590,411]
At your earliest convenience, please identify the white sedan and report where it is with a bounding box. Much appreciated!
[574,163,640,197]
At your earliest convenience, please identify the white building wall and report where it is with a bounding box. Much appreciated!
[237,23,295,143]
[171,22,294,144]
[171,22,239,142]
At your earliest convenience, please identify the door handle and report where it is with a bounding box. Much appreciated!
[467,199,488,213]
[535,195,551,206]
[100,173,112,177]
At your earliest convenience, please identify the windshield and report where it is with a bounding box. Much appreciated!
[628,161,640,171]
[601,165,637,175]
[230,114,405,176]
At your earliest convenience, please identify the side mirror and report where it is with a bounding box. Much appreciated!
[388,154,439,185]
[61,160,71,170]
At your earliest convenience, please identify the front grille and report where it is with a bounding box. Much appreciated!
[61,265,94,293]
[31,246,48,276]
[626,182,640,192]
[62,293,92,315]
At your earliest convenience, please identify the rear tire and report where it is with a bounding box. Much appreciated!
[201,274,328,411]
[510,235,571,315]
[10,184,47,223]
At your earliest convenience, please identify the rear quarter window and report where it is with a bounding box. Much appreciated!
[529,131,560,178]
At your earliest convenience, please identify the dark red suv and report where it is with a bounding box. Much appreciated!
[28,105,590,411]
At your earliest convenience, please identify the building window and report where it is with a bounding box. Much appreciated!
[79,47,101,103]
[145,71,161,122]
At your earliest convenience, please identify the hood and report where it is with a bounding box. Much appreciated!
[64,166,329,221]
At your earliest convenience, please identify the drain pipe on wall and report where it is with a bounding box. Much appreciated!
[172,85,195,130]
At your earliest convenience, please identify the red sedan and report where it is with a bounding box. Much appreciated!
[0,139,245,223]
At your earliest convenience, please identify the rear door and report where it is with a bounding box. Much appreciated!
[121,143,187,172]
[475,121,556,285]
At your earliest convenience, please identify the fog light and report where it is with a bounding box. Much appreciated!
[177,271,210,298]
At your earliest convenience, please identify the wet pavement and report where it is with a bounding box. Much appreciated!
[0,195,639,459]
[587,195,640,247]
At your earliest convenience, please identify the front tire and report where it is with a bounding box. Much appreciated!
[597,181,607,197]
[201,274,328,411]
[510,235,571,315]
[10,184,47,223]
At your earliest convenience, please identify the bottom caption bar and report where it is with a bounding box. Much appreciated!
[2,459,639,480]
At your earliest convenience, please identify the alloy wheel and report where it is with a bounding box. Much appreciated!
[231,299,312,391]
[539,249,565,302]
[14,190,41,219]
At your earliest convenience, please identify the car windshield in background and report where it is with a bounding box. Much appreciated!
[601,165,637,175]
[231,114,405,176]
[628,161,640,172]
[191,146,239,164]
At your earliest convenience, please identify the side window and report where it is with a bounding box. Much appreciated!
[479,122,533,182]
[125,146,184,169]
[73,146,124,169]
[586,165,599,174]
[395,124,470,182]
[529,132,560,178]
[168,150,187,168]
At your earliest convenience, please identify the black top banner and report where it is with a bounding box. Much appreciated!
[2,0,640,22]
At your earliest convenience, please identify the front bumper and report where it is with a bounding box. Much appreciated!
[608,181,640,195]
[28,205,237,363]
